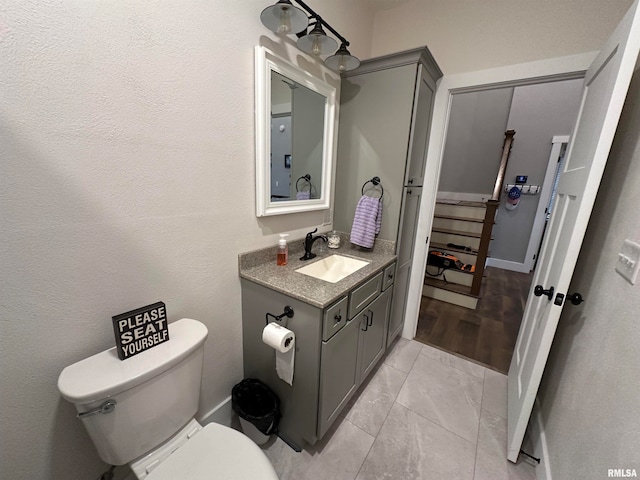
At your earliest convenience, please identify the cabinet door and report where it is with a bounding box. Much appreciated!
[396,186,422,265]
[405,65,436,187]
[358,288,392,381]
[318,316,360,438]
[388,261,410,345]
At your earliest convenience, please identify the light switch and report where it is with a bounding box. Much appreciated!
[615,239,640,284]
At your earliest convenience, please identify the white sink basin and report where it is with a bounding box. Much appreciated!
[295,254,370,283]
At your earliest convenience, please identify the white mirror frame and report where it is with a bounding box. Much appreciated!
[255,46,337,217]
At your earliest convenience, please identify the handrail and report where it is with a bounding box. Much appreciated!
[470,200,499,297]
[492,130,516,201]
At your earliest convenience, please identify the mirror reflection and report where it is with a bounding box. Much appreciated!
[270,71,325,202]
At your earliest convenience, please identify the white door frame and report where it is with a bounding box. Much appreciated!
[522,135,570,272]
[402,52,597,341]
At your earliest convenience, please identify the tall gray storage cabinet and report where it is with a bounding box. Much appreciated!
[334,47,442,344]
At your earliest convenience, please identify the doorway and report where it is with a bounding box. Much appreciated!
[410,77,584,372]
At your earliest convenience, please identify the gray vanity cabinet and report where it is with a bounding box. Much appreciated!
[335,48,441,244]
[241,261,396,450]
[318,270,393,438]
[334,47,442,346]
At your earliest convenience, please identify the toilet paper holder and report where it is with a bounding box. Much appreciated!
[265,306,295,326]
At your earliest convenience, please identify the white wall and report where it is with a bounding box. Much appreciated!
[369,0,634,74]
[536,69,640,479]
[491,79,584,264]
[0,2,373,479]
[438,87,514,194]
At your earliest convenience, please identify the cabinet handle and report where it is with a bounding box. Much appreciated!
[367,309,374,327]
[387,274,393,281]
[361,313,369,331]
[333,313,342,324]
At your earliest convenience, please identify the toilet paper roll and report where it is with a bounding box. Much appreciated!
[262,322,295,353]
[262,322,295,385]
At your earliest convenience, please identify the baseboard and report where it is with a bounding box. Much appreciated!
[200,395,233,428]
[530,398,552,480]
[486,257,531,274]
[437,191,492,202]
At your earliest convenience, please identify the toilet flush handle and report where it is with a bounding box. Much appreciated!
[77,399,117,419]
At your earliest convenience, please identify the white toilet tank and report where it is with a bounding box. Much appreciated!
[58,318,208,466]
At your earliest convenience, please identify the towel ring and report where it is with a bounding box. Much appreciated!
[296,174,311,192]
[361,176,384,199]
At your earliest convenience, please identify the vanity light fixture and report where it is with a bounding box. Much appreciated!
[325,43,360,72]
[260,0,309,35]
[297,19,338,56]
[259,0,360,72]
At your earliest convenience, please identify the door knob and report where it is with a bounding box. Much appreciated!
[534,285,554,301]
[567,292,585,305]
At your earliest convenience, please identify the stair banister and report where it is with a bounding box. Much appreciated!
[492,130,516,201]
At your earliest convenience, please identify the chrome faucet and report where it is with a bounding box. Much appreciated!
[300,228,328,261]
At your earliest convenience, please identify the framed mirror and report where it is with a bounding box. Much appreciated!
[255,46,337,217]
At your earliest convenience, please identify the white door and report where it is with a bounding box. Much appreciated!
[507,0,640,463]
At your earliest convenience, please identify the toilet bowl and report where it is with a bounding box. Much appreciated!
[57,318,278,479]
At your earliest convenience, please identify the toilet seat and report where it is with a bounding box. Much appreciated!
[145,422,279,480]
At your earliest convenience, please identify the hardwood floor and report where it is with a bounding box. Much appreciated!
[415,267,533,373]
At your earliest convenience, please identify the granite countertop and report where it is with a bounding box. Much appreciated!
[239,233,397,309]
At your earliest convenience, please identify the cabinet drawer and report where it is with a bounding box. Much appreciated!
[382,263,396,291]
[348,272,383,319]
[322,296,348,341]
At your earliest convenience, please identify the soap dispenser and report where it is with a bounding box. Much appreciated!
[277,234,289,266]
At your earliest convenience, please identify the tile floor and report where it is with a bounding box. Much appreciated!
[263,338,537,480]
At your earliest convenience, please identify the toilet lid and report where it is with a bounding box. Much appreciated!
[145,423,279,480]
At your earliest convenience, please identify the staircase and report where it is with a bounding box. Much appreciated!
[423,130,515,310]
[424,200,498,309]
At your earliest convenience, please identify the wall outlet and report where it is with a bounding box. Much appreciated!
[615,239,640,285]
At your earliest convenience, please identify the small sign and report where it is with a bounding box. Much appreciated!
[515,175,528,184]
[112,301,169,360]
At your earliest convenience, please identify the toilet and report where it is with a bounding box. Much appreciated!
[57,318,279,479]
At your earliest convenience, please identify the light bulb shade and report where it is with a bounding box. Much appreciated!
[297,23,338,56]
[260,0,308,35]
[325,44,360,72]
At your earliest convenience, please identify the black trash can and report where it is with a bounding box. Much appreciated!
[232,379,280,445]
